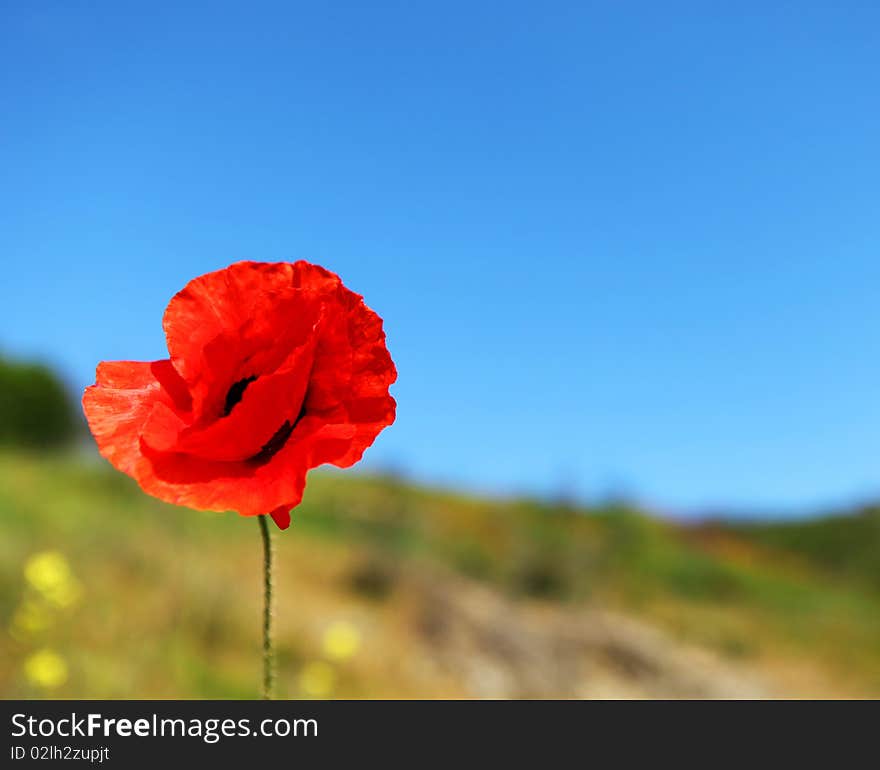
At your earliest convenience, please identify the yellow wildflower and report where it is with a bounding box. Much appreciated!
[24,649,68,689]
[298,661,335,698]
[322,620,361,661]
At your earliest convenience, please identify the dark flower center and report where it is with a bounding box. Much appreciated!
[224,376,257,416]
[245,391,310,466]
[248,420,294,465]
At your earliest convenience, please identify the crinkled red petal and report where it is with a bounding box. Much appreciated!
[82,261,396,523]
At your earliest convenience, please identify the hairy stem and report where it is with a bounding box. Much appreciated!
[258,514,273,700]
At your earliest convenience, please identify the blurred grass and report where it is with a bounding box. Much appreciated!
[2,449,879,698]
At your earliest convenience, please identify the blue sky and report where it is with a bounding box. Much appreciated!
[2,2,879,515]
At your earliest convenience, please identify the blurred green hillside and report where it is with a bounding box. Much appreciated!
[2,450,879,698]
[0,357,78,448]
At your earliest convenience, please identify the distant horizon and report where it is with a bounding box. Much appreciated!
[11,341,877,524]
[22,426,880,524]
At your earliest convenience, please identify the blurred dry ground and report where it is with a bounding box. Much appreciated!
[2,451,879,699]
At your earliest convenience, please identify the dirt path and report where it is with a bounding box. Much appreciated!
[402,572,773,698]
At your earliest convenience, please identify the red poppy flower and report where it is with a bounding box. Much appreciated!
[82,260,396,530]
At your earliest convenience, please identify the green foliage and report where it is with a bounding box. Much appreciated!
[0,357,78,448]
[736,507,880,591]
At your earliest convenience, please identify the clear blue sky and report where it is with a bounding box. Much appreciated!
[2,2,879,516]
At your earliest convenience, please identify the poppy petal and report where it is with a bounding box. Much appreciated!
[141,343,314,462]
[269,507,292,530]
[136,439,309,517]
[84,260,396,524]
[82,360,191,477]
[162,261,330,416]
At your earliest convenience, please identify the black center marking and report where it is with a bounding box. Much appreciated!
[224,376,257,416]
[248,420,294,465]
[245,392,310,466]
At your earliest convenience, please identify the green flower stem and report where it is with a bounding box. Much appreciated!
[258,514,274,700]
